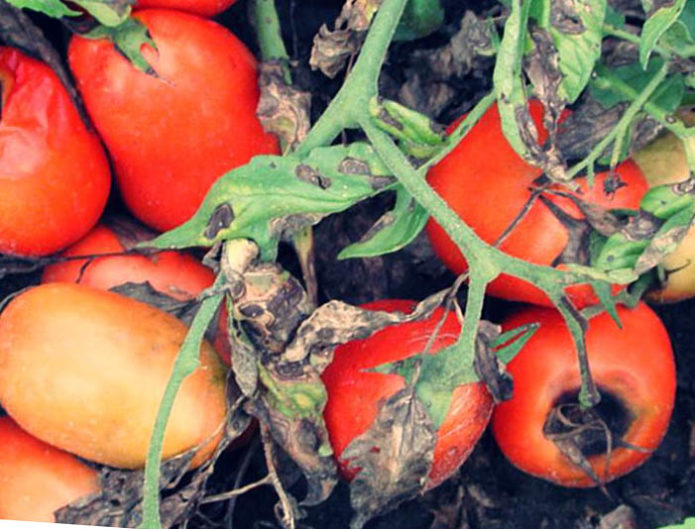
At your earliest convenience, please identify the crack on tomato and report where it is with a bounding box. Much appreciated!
[205,203,235,240]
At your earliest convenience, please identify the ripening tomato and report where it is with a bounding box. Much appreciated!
[0,416,100,522]
[632,109,695,303]
[0,47,110,256]
[41,220,215,301]
[322,300,493,490]
[136,0,236,17]
[0,283,228,469]
[426,101,648,307]
[68,9,280,231]
[492,303,675,487]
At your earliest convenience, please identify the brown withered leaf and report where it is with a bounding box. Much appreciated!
[310,0,382,78]
[344,387,437,529]
[257,61,312,152]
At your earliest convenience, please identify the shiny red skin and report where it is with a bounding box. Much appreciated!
[492,303,675,487]
[322,300,494,490]
[0,416,100,522]
[0,47,110,256]
[136,0,236,17]
[68,9,280,231]
[425,101,648,307]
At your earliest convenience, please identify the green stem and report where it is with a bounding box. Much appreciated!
[567,60,671,179]
[458,265,497,365]
[140,281,225,529]
[251,0,291,81]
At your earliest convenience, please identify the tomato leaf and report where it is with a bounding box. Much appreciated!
[589,281,621,326]
[492,322,539,364]
[73,0,131,26]
[338,187,428,259]
[148,145,395,261]
[393,0,444,41]
[640,0,686,69]
[3,0,79,19]
[658,518,695,529]
[84,18,156,75]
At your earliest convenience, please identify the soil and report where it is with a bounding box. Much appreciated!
[1,0,694,528]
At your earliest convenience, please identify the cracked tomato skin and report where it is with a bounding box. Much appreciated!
[0,416,100,522]
[68,9,280,231]
[425,101,648,307]
[0,47,110,256]
[492,303,675,487]
[322,300,494,490]
[0,283,228,469]
[136,0,237,17]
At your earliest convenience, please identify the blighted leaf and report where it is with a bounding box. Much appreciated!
[310,0,380,78]
[84,17,156,74]
[338,187,428,259]
[393,0,444,42]
[640,0,686,69]
[148,145,395,260]
[3,0,79,19]
[257,61,312,152]
[343,387,437,529]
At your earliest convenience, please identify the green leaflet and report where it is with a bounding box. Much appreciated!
[148,144,395,260]
[6,0,131,25]
[393,0,445,41]
[658,518,695,529]
[4,0,79,19]
[640,0,686,68]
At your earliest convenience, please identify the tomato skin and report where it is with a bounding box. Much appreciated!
[0,416,100,522]
[0,47,110,256]
[136,0,236,17]
[68,9,280,231]
[425,101,648,307]
[0,283,228,469]
[491,303,675,487]
[41,222,215,301]
[321,300,493,490]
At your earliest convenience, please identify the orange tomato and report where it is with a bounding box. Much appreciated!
[0,416,100,522]
[0,283,227,469]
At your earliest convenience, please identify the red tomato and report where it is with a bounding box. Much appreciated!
[68,9,280,231]
[321,300,493,490]
[492,303,675,487]
[425,101,648,307]
[0,47,110,256]
[0,416,100,522]
[136,0,236,17]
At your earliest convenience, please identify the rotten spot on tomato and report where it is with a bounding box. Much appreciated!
[205,203,235,240]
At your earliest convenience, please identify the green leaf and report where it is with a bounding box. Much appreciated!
[148,144,395,260]
[73,0,131,26]
[394,0,445,41]
[658,518,695,529]
[492,323,539,364]
[548,0,607,103]
[4,0,79,19]
[85,18,156,74]
[640,0,686,69]
[605,5,626,28]
[589,281,621,326]
[338,186,428,259]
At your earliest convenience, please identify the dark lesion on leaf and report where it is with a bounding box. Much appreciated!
[295,164,332,189]
[338,157,395,190]
[550,0,586,35]
[205,203,235,240]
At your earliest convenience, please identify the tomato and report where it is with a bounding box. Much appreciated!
[0,416,99,522]
[492,303,675,487]
[41,220,215,301]
[0,283,228,469]
[426,101,648,307]
[632,110,695,303]
[135,0,236,17]
[68,9,280,231]
[321,300,493,490]
[0,47,110,256]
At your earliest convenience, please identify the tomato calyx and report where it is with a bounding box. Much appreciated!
[542,386,642,488]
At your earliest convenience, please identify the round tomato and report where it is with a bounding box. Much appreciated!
[0,47,110,256]
[0,416,100,522]
[135,0,236,17]
[0,283,228,469]
[68,9,280,231]
[426,101,648,307]
[492,303,675,487]
[322,300,493,490]
[632,110,695,303]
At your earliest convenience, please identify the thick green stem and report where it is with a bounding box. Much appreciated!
[140,281,225,529]
[251,0,290,81]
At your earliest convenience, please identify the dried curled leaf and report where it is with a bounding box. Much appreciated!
[257,61,312,151]
[343,387,437,529]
